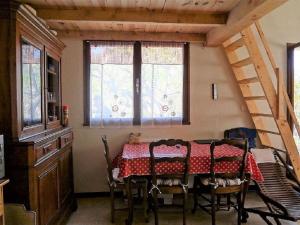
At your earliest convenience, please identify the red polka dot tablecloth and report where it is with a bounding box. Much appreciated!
[116,142,263,181]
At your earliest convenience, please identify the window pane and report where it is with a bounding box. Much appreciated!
[22,41,42,127]
[293,47,300,148]
[89,42,134,126]
[141,43,184,125]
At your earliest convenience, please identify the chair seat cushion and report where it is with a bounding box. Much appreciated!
[201,177,242,187]
[112,168,124,183]
[157,178,182,186]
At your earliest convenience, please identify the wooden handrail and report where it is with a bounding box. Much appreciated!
[254,21,300,138]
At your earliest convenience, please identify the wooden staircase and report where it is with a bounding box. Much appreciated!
[223,22,300,181]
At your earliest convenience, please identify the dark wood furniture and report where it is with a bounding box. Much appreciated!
[149,139,191,225]
[0,2,75,225]
[101,136,148,223]
[193,139,248,225]
[246,149,300,225]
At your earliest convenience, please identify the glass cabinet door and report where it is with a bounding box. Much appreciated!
[21,40,42,127]
[46,54,61,128]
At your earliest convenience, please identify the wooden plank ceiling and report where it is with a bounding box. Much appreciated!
[20,0,287,45]
[21,0,240,11]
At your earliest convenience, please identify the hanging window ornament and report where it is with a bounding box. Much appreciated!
[112,105,119,112]
[162,105,169,112]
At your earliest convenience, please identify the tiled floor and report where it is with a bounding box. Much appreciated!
[66,192,297,225]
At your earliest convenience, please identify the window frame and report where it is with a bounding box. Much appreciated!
[83,40,190,126]
[287,42,300,128]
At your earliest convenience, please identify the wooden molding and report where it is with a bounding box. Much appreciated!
[57,30,205,43]
[206,0,287,46]
[36,8,227,26]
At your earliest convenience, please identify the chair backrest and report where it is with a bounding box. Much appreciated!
[210,139,248,182]
[193,139,218,144]
[224,127,256,149]
[101,135,114,184]
[149,139,191,186]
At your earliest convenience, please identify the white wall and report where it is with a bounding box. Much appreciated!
[61,0,300,193]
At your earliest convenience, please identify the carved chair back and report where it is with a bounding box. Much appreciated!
[149,139,191,187]
[101,135,114,184]
[209,139,248,183]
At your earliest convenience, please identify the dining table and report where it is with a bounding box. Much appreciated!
[113,141,264,225]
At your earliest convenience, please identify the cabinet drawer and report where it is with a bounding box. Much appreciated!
[35,139,59,162]
[60,133,73,149]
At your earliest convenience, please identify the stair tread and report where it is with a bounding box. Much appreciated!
[244,96,266,100]
[257,129,280,135]
[225,38,245,52]
[238,77,259,84]
[250,113,273,117]
[231,57,252,67]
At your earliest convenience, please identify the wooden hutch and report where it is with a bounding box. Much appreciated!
[0,1,76,225]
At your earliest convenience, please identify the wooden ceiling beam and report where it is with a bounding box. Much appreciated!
[206,0,288,46]
[57,30,206,43]
[36,8,227,26]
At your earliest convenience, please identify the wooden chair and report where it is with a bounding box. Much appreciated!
[101,135,148,223]
[149,139,191,225]
[193,139,248,225]
[192,139,215,212]
[245,148,300,225]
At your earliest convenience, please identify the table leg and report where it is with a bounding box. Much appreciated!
[125,177,133,225]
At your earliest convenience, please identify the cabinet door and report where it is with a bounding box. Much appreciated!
[38,162,59,225]
[59,147,73,205]
[20,37,45,138]
[45,50,62,130]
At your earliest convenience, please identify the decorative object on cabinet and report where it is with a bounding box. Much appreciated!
[0,2,76,225]
[62,106,69,127]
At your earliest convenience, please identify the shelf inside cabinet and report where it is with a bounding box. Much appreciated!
[46,54,61,128]
[47,69,57,75]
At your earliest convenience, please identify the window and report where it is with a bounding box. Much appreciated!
[287,43,300,148]
[84,41,189,127]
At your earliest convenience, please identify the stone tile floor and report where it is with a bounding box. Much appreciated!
[66,192,297,225]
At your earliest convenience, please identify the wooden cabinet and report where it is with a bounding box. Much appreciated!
[0,2,76,225]
[59,147,73,206]
[4,129,76,225]
[38,162,59,225]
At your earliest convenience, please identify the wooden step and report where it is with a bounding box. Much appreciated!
[244,96,266,101]
[231,57,252,68]
[225,38,245,52]
[257,129,280,135]
[250,113,273,117]
[238,77,259,84]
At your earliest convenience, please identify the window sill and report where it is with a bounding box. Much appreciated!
[82,121,191,128]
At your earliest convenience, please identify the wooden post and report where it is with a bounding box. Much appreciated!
[276,68,284,120]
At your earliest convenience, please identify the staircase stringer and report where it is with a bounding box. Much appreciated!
[241,27,300,181]
[223,25,300,182]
